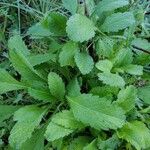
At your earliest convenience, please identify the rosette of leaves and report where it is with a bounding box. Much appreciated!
[0,0,150,149]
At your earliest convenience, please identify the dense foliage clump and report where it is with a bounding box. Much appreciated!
[0,0,150,149]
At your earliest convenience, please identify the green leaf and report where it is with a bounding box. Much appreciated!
[132,38,150,51]
[59,41,79,67]
[49,39,63,53]
[13,105,46,124]
[98,72,125,87]
[117,121,150,150]
[123,64,143,75]
[45,122,73,141]
[0,69,27,94]
[114,86,137,112]
[96,37,114,58]
[28,87,56,102]
[66,14,96,42]
[96,0,129,16]
[27,23,52,39]
[138,86,150,104]
[48,72,65,100]
[42,12,67,36]
[51,138,65,150]
[0,105,20,123]
[135,54,150,66]
[62,0,78,15]
[8,38,45,83]
[83,139,97,150]
[75,52,94,75]
[45,110,84,141]
[132,38,150,65]
[67,78,81,97]
[90,85,119,98]
[113,48,133,68]
[101,12,135,32]
[21,128,45,150]
[8,35,30,56]
[28,53,56,66]
[67,94,125,130]
[98,134,120,150]
[85,0,95,16]
[68,136,90,150]
[52,110,84,130]
[77,1,86,15]
[9,105,46,149]
[96,60,113,72]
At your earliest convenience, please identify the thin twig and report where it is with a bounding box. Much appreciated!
[145,11,150,15]
[132,45,150,55]
[17,0,21,34]
[0,2,44,16]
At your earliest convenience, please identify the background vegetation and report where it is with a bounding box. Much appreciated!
[0,0,150,149]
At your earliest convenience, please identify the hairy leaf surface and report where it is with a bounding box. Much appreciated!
[45,122,73,141]
[101,12,135,32]
[67,78,81,97]
[96,60,113,73]
[75,52,94,75]
[8,35,30,56]
[96,0,129,16]
[51,110,84,129]
[138,86,150,104]
[66,14,96,42]
[117,121,150,150]
[68,94,125,130]
[62,0,78,14]
[113,48,133,68]
[21,128,45,150]
[115,86,137,112]
[9,105,46,149]
[28,53,56,66]
[45,110,83,141]
[123,64,143,75]
[42,12,67,36]
[59,41,79,67]
[96,37,114,58]
[28,87,56,102]
[9,39,45,83]
[48,72,65,100]
[98,72,125,87]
